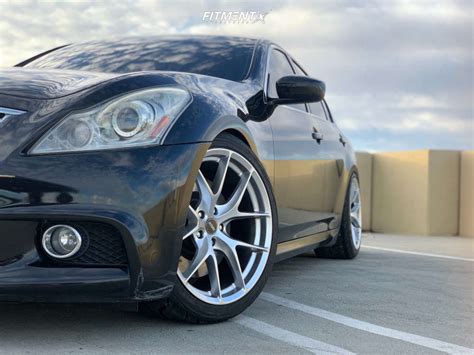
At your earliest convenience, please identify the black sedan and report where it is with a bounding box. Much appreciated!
[0,36,361,323]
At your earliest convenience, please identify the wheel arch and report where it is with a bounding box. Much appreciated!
[205,116,259,156]
[349,163,359,179]
[215,128,252,149]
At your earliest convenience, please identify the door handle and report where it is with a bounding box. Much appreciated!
[312,129,324,143]
[339,134,347,147]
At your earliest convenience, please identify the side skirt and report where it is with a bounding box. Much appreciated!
[275,231,333,263]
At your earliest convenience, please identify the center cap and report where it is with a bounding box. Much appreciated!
[205,219,218,234]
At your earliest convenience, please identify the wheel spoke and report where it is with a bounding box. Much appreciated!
[182,206,200,240]
[352,225,359,242]
[351,202,361,214]
[214,231,246,289]
[230,170,253,207]
[235,240,269,253]
[196,170,213,211]
[350,185,358,203]
[351,215,361,229]
[211,152,232,203]
[182,238,210,282]
[225,247,246,289]
[229,211,271,222]
[217,230,268,253]
[217,170,254,222]
[206,252,222,299]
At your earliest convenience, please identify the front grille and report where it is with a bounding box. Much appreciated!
[40,222,128,267]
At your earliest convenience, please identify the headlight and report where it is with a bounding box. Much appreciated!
[30,87,192,154]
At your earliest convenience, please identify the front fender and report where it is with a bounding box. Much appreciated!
[163,95,259,154]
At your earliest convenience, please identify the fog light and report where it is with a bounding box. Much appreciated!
[42,225,82,259]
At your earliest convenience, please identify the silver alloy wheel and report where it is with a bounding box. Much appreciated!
[349,176,362,249]
[177,148,273,305]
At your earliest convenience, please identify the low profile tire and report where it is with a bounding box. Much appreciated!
[314,173,362,259]
[145,133,278,323]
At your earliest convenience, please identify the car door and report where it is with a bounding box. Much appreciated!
[291,59,347,223]
[266,48,333,242]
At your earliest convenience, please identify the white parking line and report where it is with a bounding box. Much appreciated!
[234,315,355,355]
[261,293,474,355]
[362,245,474,262]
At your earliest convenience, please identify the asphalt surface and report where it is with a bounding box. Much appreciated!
[0,233,472,354]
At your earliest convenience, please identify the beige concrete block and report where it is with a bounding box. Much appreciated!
[460,151,474,237]
[372,150,460,236]
[428,151,460,235]
[356,152,372,231]
[372,151,429,235]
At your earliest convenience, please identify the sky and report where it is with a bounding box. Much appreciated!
[0,0,472,152]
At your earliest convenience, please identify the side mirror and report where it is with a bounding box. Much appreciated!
[273,75,325,105]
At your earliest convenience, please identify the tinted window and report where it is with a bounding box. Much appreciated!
[25,37,256,82]
[291,59,327,120]
[309,101,326,119]
[268,49,305,111]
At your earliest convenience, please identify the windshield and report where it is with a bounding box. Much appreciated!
[24,36,256,82]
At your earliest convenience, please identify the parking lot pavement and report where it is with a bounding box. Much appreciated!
[362,233,474,260]
[0,234,473,354]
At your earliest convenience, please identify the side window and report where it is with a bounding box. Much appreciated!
[268,49,305,111]
[309,101,326,120]
[291,59,327,121]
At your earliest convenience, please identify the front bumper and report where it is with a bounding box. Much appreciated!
[0,143,208,303]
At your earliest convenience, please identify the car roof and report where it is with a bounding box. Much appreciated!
[17,36,272,69]
[68,35,261,48]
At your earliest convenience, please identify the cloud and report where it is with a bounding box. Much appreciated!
[0,0,472,151]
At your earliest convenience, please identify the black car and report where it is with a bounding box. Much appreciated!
[0,36,361,323]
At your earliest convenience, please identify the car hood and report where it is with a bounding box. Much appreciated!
[0,68,119,99]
